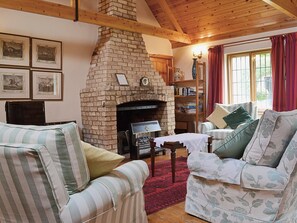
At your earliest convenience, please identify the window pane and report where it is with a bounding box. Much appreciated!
[230,55,250,104]
[254,52,272,110]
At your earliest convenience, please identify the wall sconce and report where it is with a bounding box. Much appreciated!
[193,51,202,59]
[192,46,203,60]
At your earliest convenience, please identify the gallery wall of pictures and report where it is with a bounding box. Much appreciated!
[0,32,63,101]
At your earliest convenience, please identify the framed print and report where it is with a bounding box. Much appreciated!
[32,71,63,100]
[0,33,30,67]
[116,73,129,86]
[32,38,62,70]
[0,68,30,100]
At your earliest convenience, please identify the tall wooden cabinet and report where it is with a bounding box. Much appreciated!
[173,61,206,133]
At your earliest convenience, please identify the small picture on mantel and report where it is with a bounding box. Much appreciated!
[116,73,129,86]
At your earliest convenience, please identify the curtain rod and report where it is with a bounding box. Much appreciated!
[223,37,270,48]
[219,30,296,48]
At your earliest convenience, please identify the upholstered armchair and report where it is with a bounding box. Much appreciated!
[0,122,149,223]
[199,101,258,150]
[186,109,297,222]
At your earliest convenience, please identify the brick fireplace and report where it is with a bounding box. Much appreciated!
[80,0,175,153]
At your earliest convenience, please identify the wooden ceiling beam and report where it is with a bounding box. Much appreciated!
[158,0,184,33]
[262,0,297,19]
[0,0,191,44]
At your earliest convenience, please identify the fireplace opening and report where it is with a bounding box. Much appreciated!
[117,100,166,158]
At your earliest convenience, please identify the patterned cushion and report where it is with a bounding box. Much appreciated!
[242,109,297,167]
[0,122,89,194]
[206,105,230,129]
[0,143,69,222]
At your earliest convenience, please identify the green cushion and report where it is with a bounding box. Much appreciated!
[214,119,259,159]
[223,106,253,129]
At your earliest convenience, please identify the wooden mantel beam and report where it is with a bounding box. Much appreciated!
[158,0,184,33]
[0,0,191,44]
[262,0,297,19]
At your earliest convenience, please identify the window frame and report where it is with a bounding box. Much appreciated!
[227,49,271,110]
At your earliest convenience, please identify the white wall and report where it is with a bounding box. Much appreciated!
[136,0,173,56]
[0,0,173,129]
[0,8,98,129]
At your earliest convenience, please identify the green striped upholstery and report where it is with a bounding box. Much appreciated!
[0,143,69,223]
[0,122,89,194]
[60,160,149,223]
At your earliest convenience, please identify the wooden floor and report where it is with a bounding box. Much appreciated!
[142,149,207,223]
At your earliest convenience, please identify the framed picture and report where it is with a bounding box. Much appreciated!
[0,67,30,100]
[116,73,129,86]
[0,33,30,67]
[32,38,62,70]
[32,70,63,100]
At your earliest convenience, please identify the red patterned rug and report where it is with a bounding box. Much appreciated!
[143,156,189,215]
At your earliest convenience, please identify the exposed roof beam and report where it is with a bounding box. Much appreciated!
[158,0,184,33]
[0,0,191,44]
[262,0,297,18]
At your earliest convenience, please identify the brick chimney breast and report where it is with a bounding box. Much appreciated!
[80,0,175,152]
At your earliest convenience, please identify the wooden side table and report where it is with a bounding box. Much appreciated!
[149,136,212,183]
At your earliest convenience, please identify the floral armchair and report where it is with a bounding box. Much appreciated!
[186,109,297,222]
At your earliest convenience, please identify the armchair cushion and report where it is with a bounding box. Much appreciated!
[206,104,230,129]
[214,119,259,159]
[222,106,253,129]
[187,152,245,185]
[243,109,297,167]
[0,143,69,223]
[241,163,288,191]
[0,122,90,194]
[81,141,125,180]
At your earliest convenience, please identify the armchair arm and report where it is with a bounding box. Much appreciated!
[199,121,216,134]
[241,164,288,191]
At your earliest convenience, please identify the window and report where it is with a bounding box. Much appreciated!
[227,50,272,112]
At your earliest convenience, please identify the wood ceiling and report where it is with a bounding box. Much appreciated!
[145,0,297,48]
[1,0,297,48]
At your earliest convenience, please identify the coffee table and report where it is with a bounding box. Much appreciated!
[149,133,212,183]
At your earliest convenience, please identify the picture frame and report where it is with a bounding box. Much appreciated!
[116,73,129,86]
[32,38,62,70]
[32,70,63,100]
[0,33,30,67]
[0,67,30,100]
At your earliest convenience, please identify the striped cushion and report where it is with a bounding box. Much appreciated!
[0,143,69,223]
[0,122,89,194]
[60,160,149,223]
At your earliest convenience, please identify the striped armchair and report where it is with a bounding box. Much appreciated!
[200,102,258,150]
[0,122,149,223]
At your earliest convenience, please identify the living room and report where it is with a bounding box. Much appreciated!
[1,0,297,223]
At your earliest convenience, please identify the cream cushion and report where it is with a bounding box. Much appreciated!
[81,141,125,180]
[207,105,230,129]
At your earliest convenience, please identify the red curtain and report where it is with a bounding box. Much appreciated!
[207,45,223,116]
[270,35,286,111]
[285,33,297,111]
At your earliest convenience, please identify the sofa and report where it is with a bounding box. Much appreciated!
[199,101,258,150]
[186,109,297,222]
[0,122,149,223]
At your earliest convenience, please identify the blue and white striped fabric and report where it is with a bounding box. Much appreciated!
[0,122,89,194]
[0,143,69,223]
[60,160,149,223]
